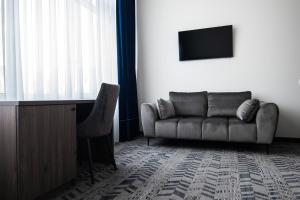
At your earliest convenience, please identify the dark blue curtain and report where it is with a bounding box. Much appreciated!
[116,0,139,141]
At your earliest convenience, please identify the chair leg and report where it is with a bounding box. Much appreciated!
[87,138,95,184]
[105,135,117,170]
[147,138,150,146]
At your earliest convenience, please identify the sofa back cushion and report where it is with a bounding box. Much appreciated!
[207,91,251,117]
[169,91,208,117]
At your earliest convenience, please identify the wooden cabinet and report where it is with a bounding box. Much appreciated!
[18,105,77,200]
[0,106,18,200]
[0,103,77,200]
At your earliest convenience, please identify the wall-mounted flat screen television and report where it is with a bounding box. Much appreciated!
[178,25,233,61]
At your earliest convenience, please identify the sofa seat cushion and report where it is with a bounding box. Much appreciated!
[177,117,204,140]
[155,118,181,138]
[208,92,251,117]
[229,118,257,143]
[169,91,208,117]
[202,117,228,141]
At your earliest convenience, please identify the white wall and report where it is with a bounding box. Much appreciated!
[137,0,300,138]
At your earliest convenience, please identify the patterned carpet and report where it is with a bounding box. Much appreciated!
[45,138,300,200]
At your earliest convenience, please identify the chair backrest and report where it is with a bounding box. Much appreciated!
[86,83,120,137]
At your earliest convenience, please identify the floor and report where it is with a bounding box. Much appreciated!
[44,138,300,200]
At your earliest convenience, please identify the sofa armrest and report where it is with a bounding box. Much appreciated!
[256,102,279,144]
[141,103,159,137]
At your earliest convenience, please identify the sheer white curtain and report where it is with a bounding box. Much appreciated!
[2,0,117,100]
[17,0,117,100]
[0,0,4,95]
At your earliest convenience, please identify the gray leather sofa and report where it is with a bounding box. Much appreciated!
[141,91,279,150]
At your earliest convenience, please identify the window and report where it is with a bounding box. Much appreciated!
[0,0,116,100]
[0,0,4,95]
[16,0,117,100]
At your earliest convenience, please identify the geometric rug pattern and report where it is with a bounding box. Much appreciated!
[44,138,300,200]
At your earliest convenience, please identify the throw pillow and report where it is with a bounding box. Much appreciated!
[236,99,260,122]
[157,99,176,120]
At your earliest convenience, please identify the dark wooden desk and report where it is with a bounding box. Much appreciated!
[0,100,94,200]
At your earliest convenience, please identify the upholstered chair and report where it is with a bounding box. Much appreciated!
[77,83,120,184]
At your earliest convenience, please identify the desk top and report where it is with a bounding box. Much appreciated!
[0,99,95,106]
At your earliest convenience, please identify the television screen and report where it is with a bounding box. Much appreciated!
[178,25,233,61]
